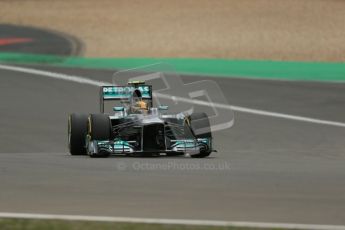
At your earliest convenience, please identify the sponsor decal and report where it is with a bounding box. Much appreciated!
[103,86,151,99]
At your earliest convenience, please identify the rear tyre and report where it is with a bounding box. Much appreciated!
[87,114,111,158]
[188,113,212,158]
[68,113,88,155]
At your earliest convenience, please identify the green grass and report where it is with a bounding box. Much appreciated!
[0,218,284,230]
[1,52,345,82]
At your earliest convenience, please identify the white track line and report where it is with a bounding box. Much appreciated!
[155,93,345,128]
[0,64,108,86]
[1,64,345,128]
[0,212,345,230]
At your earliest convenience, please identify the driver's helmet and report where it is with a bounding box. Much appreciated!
[132,99,148,114]
[131,89,148,113]
[135,100,148,110]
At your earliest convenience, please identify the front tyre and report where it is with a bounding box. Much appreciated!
[188,112,212,158]
[87,114,111,158]
[68,113,88,155]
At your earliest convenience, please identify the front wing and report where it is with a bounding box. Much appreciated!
[87,138,212,156]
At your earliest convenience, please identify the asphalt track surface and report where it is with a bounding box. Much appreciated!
[0,65,345,225]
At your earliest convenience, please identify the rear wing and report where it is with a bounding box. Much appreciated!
[100,85,153,113]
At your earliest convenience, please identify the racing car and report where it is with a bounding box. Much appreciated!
[68,81,214,158]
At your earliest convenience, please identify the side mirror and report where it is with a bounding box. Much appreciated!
[113,106,124,112]
[158,105,169,110]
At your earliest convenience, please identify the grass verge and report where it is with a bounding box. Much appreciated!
[1,52,345,82]
[0,218,284,230]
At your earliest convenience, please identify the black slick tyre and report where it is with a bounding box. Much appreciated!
[87,114,111,158]
[188,112,212,158]
[68,113,88,155]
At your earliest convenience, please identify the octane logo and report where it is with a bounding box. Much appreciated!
[112,64,235,132]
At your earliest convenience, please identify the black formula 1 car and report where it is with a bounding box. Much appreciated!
[68,81,214,158]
